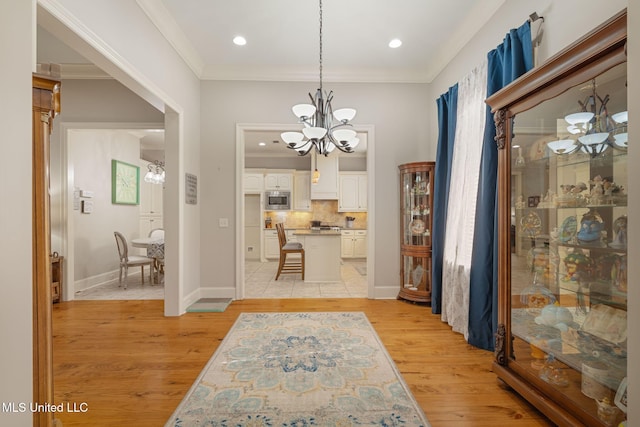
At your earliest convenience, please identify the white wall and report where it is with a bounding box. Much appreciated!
[431,0,636,422]
[0,2,34,425]
[49,78,164,257]
[428,0,629,159]
[200,80,430,291]
[69,130,141,286]
[39,0,202,315]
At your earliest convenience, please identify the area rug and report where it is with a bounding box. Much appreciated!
[166,312,430,426]
[186,298,232,313]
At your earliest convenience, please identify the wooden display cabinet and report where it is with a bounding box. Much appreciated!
[398,161,434,303]
[486,10,627,426]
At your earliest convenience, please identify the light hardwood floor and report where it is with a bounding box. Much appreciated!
[52,299,554,426]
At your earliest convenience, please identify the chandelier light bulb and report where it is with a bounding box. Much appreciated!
[333,108,356,123]
[565,112,594,125]
[302,127,327,140]
[332,129,357,143]
[292,104,316,119]
[612,111,628,123]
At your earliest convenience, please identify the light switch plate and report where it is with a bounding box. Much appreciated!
[80,190,94,198]
[219,218,229,227]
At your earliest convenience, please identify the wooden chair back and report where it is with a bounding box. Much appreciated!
[276,223,287,248]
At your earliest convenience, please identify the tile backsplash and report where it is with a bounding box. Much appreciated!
[265,200,367,229]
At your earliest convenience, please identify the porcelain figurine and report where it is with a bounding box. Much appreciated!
[577,209,604,244]
[610,215,627,249]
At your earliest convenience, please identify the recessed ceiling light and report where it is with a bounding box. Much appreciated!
[258,142,266,146]
[233,36,247,46]
[388,38,402,48]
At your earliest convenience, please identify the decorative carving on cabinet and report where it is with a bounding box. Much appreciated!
[494,323,506,365]
[493,109,506,149]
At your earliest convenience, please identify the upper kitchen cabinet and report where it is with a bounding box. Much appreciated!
[311,153,339,200]
[264,172,292,191]
[339,172,367,212]
[293,171,311,211]
[486,10,627,426]
[244,171,264,192]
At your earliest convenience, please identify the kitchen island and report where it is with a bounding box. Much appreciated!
[293,229,342,282]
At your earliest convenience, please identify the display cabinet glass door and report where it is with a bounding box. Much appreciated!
[402,169,431,247]
[401,253,431,294]
[399,161,435,303]
[508,62,627,426]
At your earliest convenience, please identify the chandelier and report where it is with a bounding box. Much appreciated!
[280,0,359,156]
[547,78,627,157]
[144,160,165,184]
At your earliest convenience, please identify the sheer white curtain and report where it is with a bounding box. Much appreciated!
[441,60,488,339]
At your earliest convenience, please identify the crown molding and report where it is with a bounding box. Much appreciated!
[136,0,204,77]
[59,63,111,79]
[200,64,431,84]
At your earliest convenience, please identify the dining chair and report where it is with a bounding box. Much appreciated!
[275,223,304,280]
[114,231,155,289]
[148,228,164,240]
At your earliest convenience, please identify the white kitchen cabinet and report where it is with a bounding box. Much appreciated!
[264,229,303,259]
[139,160,163,245]
[339,172,367,212]
[244,172,264,192]
[310,153,339,200]
[293,171,311,211]
[264,229,280,259]
[341,230,367,258]
[264,173,292,191]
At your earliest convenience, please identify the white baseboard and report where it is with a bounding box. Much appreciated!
[74,269,121,292]
[182,286,236,314]
[373,285,400,299]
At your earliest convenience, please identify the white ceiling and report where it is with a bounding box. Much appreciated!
[37,0,506,157]
[143,0,506,83]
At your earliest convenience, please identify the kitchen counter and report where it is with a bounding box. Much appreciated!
[293,230,341,282]
[293,229,341,236]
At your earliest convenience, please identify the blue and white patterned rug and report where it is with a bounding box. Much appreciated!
[166,312,430,426]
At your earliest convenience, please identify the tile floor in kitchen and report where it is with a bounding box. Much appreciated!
[74,260,367,300]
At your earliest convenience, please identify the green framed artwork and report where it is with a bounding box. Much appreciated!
[111,159,140,205]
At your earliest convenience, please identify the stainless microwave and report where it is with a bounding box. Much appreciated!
[265,191,291,210]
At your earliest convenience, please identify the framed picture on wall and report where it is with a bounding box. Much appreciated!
[111,159,140,205]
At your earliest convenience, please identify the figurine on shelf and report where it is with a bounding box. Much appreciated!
[610,215,628,249]
[577,209,605,245]
[590,175,605,205]
[562,250,592,282]
[534,304,574,331]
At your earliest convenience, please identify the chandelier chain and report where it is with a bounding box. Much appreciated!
[319,0,323,91]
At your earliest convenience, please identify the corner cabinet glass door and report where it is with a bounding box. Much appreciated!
[493,42,628,427]
[399,162,434,303]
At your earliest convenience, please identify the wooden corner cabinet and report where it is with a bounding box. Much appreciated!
[398,162,434,303]
[486,10,627,427]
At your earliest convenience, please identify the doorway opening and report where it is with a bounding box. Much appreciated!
[235,123,375,300]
